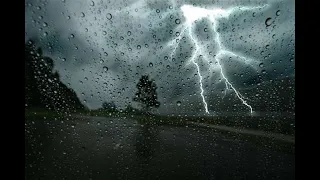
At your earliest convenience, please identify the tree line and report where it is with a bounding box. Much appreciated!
[25,40,160,114]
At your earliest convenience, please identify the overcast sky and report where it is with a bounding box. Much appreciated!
[25,0,295,115]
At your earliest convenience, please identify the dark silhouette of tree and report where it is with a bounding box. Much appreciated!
[25,39,85,112]
[102,101,117,111]
[124,104,139,114]
[133,75,160,113]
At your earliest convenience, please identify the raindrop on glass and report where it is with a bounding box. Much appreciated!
[265,17,273,26]
[106,13,112,20]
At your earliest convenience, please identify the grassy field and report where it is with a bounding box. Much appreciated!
[25,108,295,136]
[129,114,295,135]
[25,108,295,154]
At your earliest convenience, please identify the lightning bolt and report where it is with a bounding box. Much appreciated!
[167,4,269,114]
[188,25,209,114]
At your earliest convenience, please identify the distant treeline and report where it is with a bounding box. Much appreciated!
[25,40,85,112]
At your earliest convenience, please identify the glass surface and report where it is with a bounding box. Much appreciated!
[25,0,295,179]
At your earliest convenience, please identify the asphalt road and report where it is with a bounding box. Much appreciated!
[25,116,294,180]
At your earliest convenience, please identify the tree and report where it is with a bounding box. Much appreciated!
[102,101,117,111]
[133,75,160,113]
[25,39,85,112]
[124,104,133,112]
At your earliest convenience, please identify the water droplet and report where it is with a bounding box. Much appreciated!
[252,12,256,17]
[265,17,273,26]
[103,31,107,35]
[166,65,170,69]
[103,66,108,72]
[127,31,131,36]
[156,9,160,13]
[137,45,141,49]
[90,1,95,6]
[276,10,281,16]
[43,22,48,27]
[175,19,181,24]
[106,13,112,20]
[204,28,208,32]
[81,12,85,17]
[149,63,153,67]
[259,63,264,68]
[177,101,181,106]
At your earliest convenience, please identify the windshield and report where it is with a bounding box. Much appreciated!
[25,0,295,179]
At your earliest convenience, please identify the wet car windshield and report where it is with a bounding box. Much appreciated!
[25,0,295,179]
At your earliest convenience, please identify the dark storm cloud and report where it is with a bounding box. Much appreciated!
[25,0,294,114]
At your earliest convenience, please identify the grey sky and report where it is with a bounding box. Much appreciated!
[25,0,294,114]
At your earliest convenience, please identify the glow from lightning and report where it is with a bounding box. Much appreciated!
[167,4,269,114]
[169,26,188,60]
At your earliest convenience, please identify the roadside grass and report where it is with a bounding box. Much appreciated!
[25,108,60,118]
[130,114,295,135]
[25,108,294,135]
[25,108,294,154]
[130,114,294,154]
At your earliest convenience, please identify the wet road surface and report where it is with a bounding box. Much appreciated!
[25,116,294,180]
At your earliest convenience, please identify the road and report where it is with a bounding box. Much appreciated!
[25,116,294,180]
